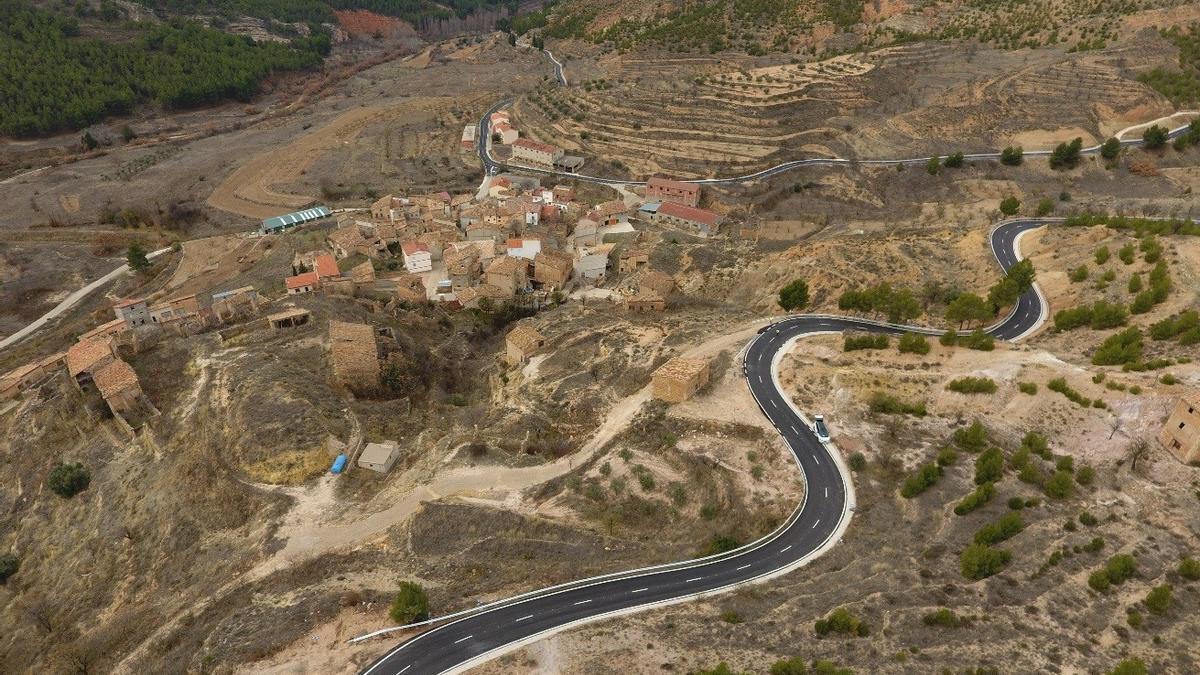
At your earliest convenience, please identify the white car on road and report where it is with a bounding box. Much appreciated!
[812,415,830,443]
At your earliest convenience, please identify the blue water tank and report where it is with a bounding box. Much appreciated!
[331,454,348,474]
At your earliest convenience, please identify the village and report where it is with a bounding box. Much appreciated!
[0,127,735,473]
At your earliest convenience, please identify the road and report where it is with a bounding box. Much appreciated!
[359,218,1050,675]
[0,246,171,352]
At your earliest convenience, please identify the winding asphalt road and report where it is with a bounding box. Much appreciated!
[360,218,1051,674]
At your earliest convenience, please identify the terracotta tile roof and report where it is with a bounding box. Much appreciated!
[657,201,720,227]
[66,338,113,377]
[640,270,676,296]
[78,318,128,342]
[350,261,376,283]
[486,255,525,276]
[93,358,139,399]
[513,138,559,155]
[401,241,430,255]
[313,254,340,279]
[506,324,545,354]
[286,271,320,290]
[327,226,366,249]
[648,176,699,193]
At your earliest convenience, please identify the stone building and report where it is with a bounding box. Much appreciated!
[646,176,701,207]
[652,357,710,403]
[329,321,380,390]
[1159,392,1200,464]
[505,324,545,365]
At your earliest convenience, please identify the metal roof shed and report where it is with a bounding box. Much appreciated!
[260,205,332,234]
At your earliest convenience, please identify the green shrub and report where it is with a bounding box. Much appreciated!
[1000,145,1023,166]
[1092,328,1143,366]
[999,196,1020,215]
[1018,381,1038,395]
[844,333,890,351]
[1145,584,1172,614]
[706,534,741,555]
[954,482,995,515]
[1075,466,1096,485]
[964,329,994,351]
[1047,377,1091,407]
[1083,536,1105,553]
[814,606,869,637]
[1007,496,1026,510]
[974,447,1004,485]
[769,657,808,675]
[954,421,988,452]
[947,376,998,394]
[720,609,744,624]
[921,608,961,627]
[1109,658,1147,675]
[848,452,867,472]
[1068,265,1089,282]
[974,512,1024,545]
[1088,569,1113,591]
[1044,470,1075,499]
[898,333,931,355]
[900,463,942,498]
[0,553,18,584]
[939,328,958,346]
[389,581,430,624]
[778,279,810,311]
[1118,243,1136,264]
[1078,511,1098,526]
[944,152,965,168]
[1126,609,1143,628]
[1178,557,1200,581]
[960,543,1012,580]
[1094,246,1110,264]
[1022,432,1050,459]
[1036,197,1054,216]
[1106,553,1138,584]
[47,462,90,498]
[936,447,959,467]
[869,392,927,417]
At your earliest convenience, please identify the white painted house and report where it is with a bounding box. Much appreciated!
[401,241,432,274]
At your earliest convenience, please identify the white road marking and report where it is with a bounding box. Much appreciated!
[454,635,473,644]
[574,599,592,605]
[400,666,411,674]
[813,455,820,465]
[771,400,779,409]
[812,518,821,529]
[516,615,534,622]
[736,564,751,571]
[686,577,702,583]
[632,588,648,593]
[824,487,828,498]
[781,545,792,553]
[757,375,763,384]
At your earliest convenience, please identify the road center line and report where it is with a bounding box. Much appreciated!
[736,564,751,571]
[453,635,473,644]
[781,545,792,553]
[632,588,648,593]
[574,599,592,605]
[515,615,534,622]
[686,577,702,583]
[813,455,820,464]
[400,666,411,674]
[812,518,821,529]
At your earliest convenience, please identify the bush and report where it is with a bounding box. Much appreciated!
[945,152,965,168]
[1078,511,1098,526]
[1088,569,1113,591]
[999,196,1020,216]
[1142,124,1169,149]
[1126,609,1143,628]
[1118,244,1136,265]
[1109,658,1147,675]
[960,543,1012,579]
[770,657,808,675]
[1049,137,1083,169]
[778,279,809,311]
[1007,496,1026,510]
[1100,137,1122,160]
[954,482,995,515]
[1075,465,1096,486]
[1092,328,1143,366]
[974,512,1025,546]
[1095,246,1110,264]
[706,534,741,556]
[47,462,90,498]
[1044,470,1075,499]
[1145,584,1172,614]
[389,581,430,624]
[869,392,926,417]
[963,329,994,351]
[1036,197,1054,216]
[848,452,867,472]
[720,609,744,624]
[1047,378,1090,408]
[900,463,942,498]
[1022,431,1050,458]
[937,447,959,467]
[1178,557,1200,581]
[844,333,889,351]
[947,376,998,394]
[898,333,931,355]
[1018,381,1038,395]
[921,608,961,627]
[939,328,958,346]
[1068,265,1089,282]
[0,553,18,584]
[1000,145,1023,166]
[814,607,869,637]
[1106,553,1138,584]
[974,448,1004,485]
[954,421,988,452]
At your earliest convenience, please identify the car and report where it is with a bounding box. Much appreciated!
[812,415,830,443]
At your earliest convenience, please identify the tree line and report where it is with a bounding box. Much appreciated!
[0,0,330,137]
